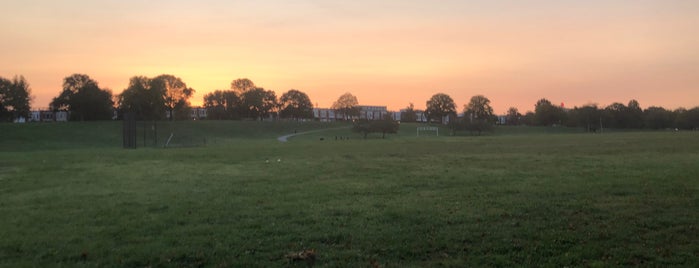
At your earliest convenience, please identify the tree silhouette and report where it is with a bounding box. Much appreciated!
[464,95,493,120]
[401,103,418,122]
[425,93,456,123]
[675,107,699,130]
[279,89,314,120]
[332,92,360,120]
[241,88,277,120]
[568,105,602,132]
[231,78,256,94]
[353,114,399,139]
[644,106,674,129]
[118,76,166,120]
[534,98,565,126]
[506,107,521,125]
[151,75,194,120]
[626,100,644,129]
[51,74,113,121]
[203,90,240,120]
[0,75,32,122]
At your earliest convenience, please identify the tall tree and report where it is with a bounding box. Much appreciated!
[0,77,12,121]
[0,75,32,121]
[231,78,256,94]
[464,95,494,121]
[152,74,194,120]
[332,92,360,120]
[118,76,166,120]
[203,90,240,120]
[51,74,113,121]
[505,107,521,125]
[279,89,313,120]
[425,93,456,123]
[626,99,644,129]
[241,88,278,120]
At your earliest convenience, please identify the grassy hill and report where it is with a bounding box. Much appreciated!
[0,121,697,266]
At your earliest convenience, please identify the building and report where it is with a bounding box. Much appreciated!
[190,107,207,120]
[358,105,388,120]
[313,108,340,122]
[312,105,439,123]
[29,109,69,122]
[313,106,391,121]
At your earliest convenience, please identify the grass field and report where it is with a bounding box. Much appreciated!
[1,121,697,267]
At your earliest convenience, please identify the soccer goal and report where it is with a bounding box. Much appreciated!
[417,126,439,136]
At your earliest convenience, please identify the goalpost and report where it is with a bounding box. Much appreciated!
[417,126,439,136]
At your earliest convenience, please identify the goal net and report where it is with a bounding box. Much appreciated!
[417,126,439,136]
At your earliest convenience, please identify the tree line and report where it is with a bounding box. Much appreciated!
[512,98,699,131]
[417,92,699,132]
[1,73,698,131]
[0,74,315,122]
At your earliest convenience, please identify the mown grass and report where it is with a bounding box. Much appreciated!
[0,121,697,267]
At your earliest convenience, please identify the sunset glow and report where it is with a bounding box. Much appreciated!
[2,0,698,113]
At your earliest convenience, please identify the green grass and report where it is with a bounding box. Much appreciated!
[1,121,698,267]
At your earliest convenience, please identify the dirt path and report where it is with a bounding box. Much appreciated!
[277,127,350,142]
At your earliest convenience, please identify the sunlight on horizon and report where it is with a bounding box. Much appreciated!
[1,0,698,113]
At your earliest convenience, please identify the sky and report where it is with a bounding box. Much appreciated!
[1,0,698,114]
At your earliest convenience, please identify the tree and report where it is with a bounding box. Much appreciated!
[626,99,644,129]
[241,88,278,120]
[118,76,166,120]
[279,89,314,120]
[464,95,494,121]
[0,77,12,121]
[332,92,360,120]
[203,90,240,120]
[401,103,418,122]
[425,93,456,123]
[0,75,32,122]
[505,107,521,125]
[51,74,113,121]
[534,98,566,126]
[231,78,256,94]
[151,74,194,120]
[353,115,399,139]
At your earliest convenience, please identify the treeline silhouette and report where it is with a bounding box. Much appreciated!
[509,98,699,131]
[1,73,698,130]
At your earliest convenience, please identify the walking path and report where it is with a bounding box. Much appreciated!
[277,126,350,142]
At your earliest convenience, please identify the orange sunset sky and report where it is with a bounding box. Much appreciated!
[1,0,698,114]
